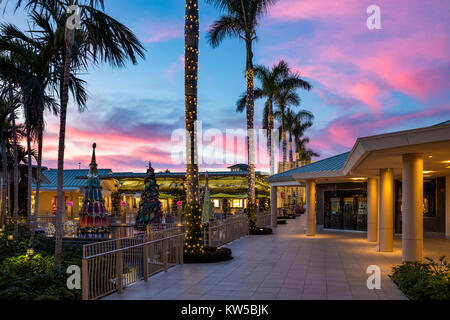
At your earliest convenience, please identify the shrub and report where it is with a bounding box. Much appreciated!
[184,247,233,263]
[0,228,83,300]
[0,254,81,300]
[250,227,273,235]
[391,256,449,300]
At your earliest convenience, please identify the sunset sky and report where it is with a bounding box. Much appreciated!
[4,0,450,173]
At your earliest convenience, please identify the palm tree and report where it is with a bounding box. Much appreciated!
[0,13,67,248]
[184,0,203,253]
[55,1,144,271]
[5,0,145,271]
[0,94,11,228]
[286,109,313,208]
[0,85,21,236]
[236,60,312,175]
[206,0,276,231]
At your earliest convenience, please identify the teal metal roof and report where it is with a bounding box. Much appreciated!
[267,152,350,183]
[34,169,112,190]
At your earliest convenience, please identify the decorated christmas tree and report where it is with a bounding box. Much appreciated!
[134,162,163,231]
[202,172,213,225]
[78,143,110,238]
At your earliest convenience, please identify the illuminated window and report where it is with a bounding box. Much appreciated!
[213,199,220,208]
[232,200,243,208]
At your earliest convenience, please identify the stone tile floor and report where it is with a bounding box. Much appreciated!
[104,215,450,300]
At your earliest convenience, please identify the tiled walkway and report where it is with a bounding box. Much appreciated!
[104,216,450,300]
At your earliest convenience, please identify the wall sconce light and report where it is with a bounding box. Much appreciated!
[427,153,433,159]
[7,235,13,241]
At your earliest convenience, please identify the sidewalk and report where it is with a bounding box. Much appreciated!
[104,215,450,300]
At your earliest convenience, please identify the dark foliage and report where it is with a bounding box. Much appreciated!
[184,247,233,264]
[391,256,449,300]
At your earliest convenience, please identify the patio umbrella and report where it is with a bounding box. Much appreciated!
[202,172,213,224]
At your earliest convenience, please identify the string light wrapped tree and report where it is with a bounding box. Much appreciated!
[206,0,277,233]
[134,162,163,231]
[184,0,203,254]
[78,143,110,238]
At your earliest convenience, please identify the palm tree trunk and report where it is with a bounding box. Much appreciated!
[28,114,43,249]
[9,88,19,237]
[245,39,257,231]
[268,99,274,176]
[282,120,287,207]
[288,131,293,209]
[7,170,11,224]
[184,0,202,253]
[55,29,74,272]
[26,125,32,230]
[1,135,7,229]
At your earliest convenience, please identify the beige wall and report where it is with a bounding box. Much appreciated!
[33,191,80,218]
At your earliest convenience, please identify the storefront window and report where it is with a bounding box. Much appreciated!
[213,199,220,208]
[231,199,244,208]
[324,191,367,231]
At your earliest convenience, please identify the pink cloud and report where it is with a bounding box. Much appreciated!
[140,20,183,43]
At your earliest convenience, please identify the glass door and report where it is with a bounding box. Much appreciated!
[329,197,342,229]
[343,197,355,230]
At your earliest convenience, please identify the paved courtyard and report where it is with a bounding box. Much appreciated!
[104,216,450,300]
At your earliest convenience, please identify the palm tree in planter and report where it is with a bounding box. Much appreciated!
[206,0,277,232]
[15,0,145,271]
[184,0,204,254]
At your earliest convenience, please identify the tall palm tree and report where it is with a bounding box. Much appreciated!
[0,94,11,228]
[184,0,203,253]
[286,109,313,167]
[286,109,313,208]
[0,14,67,248]
[55,1,144,271]
[5,0,145,271]
[0,85,21,236]
[236,60,312,175]
[206,0,276,231]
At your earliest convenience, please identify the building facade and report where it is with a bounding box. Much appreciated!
[268,121,450,262]
[32,165,270,220]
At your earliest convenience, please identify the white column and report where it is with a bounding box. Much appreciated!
[379,169,394,252]
[306,180,316,236]
[367,178,378,242]
[446,176,450,239]
[270,186,278,229]
[402,153,423,262]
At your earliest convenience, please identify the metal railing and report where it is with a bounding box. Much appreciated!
[202,214,249,248]
[256,212,271,228]
[82,232,185,300]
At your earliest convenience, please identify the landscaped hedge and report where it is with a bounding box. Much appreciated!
[0,227,82,300]
[184,247,233,263]
[391,256,449,300]
[250,227,273,235]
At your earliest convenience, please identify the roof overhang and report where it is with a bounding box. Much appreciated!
[343,123,450,178]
